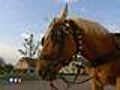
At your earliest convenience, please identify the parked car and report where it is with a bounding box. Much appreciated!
[8,77,22,84]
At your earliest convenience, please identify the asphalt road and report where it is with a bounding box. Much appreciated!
[0,80,115,90]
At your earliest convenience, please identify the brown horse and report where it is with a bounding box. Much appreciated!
[37,4,120,90]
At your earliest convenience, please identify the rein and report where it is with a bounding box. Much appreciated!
[59,74,94,85]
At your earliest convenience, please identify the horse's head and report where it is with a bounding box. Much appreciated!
[38,4,77,80]
[38,4,116,80]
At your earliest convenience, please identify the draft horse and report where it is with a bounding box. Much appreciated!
[37,4,120,90]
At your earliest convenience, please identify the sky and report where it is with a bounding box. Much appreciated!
[0,0,120,65]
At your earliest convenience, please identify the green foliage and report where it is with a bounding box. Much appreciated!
[0,67,5,75]
[19,73,39,81]
[4,64,14,73]
[0,64,14,75]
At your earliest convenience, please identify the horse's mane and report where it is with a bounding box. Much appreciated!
[69,18,116,60]
[72,18,108,33]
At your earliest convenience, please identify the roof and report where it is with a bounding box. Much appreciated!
[15,57,37,70]
[19,57,37,67]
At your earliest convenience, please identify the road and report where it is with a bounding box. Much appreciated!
[0,80,115,90]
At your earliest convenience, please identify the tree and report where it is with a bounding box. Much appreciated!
[4,64,14,73]
[18,32,40,58]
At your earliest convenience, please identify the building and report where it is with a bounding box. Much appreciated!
[15,57,37,73]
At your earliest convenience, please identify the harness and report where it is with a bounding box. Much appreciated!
[56,20,117,85]
[70,21,116,67]
[41,19,118,85]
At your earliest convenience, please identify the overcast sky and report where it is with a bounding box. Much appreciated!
[0,0,120,65]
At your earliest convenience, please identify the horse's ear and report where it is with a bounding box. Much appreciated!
[60,3,68,21]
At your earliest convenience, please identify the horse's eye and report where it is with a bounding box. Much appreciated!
[41,37,45,46]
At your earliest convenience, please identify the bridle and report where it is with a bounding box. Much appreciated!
[40,19,116,82]
[40,20,83,78]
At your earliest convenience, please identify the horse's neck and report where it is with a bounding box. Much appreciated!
[72,18,116,61]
